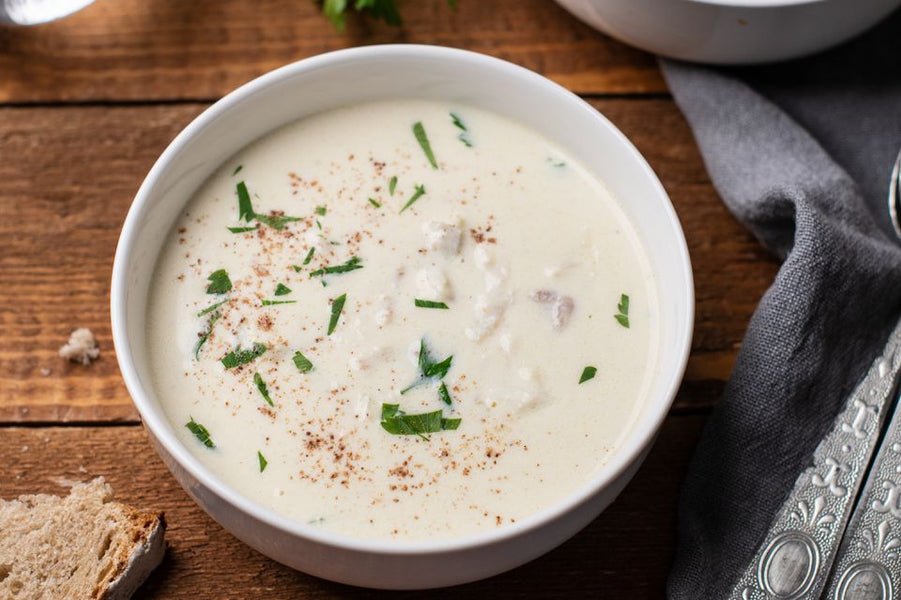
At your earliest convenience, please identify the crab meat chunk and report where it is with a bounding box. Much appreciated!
[422,220,462,256]
[531,289,575,329]
[465,293,510,341]
[416,267,452,302]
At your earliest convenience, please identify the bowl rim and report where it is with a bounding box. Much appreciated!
[687,0,827,7]
[111,43,694,556]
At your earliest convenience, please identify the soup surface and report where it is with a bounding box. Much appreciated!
[147,100,658,540]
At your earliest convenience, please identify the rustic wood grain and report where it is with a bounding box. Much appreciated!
[0,414,703,598]
[0,0,664,104]
[0,99,779,423]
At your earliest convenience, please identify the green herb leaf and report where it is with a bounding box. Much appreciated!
[320,0,402,30]
[368,197,381,208]
[442,417,461,430]
[389,175,397,196]
[450,112,466,131]
[237,181,254,222]
[206,269,232,294]
[292,350,313,373]
[236,181,300,229]
[450,112,473,147]
[254,213,302,230]
[412,122,438,169]
[579,366,597,384]
[232,165,243,176]
[186,417,215,448]
[197,300,226,317]
[399,184,426,213]
[328,293,346,335]
[315,205,327,216]
[193,311,222,360]
[221,343,267,369]
[615,293,630,328]
[401,338,453,394]
[274,283,292,296]
[379,404,460,440]
[414,299,449,310]
[253,372,274,406]
[303,247,316,265]
[261,299,297,306]
[258,450,268,472]
[309,256,363,277]
[227,225,258,233]
[438,382,453,405]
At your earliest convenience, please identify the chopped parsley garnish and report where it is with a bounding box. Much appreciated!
[401,338,453,394]
[368,197,381,208]
[292,350,313,373]
[548,157,566,168]
[186,417,214,448]
[315,205,327,216]
[414,299,449,310]
[257,450,268,472]
[253,372,274,406]
[221,342,267,369]
[254,213,302,230]
[235,181,301,230]
[328,293,346,335]
[579,366,597,384]
[399,184,426,213]
[294,247,317,270]
[614,294,630,328]
[309,256,363,278]
[206,269,232,294]
[438,382,453,405]
[379,403,461,440]
[237,181,254,222]
[261,299,296,306]
[274,283,292,296]
[450,112,473,147]
[389,175,397,196]
[227,225,258,234]
[193,310,221,359]
[232,165,243,176]
[197,300,226,317]
[412,122,438,169]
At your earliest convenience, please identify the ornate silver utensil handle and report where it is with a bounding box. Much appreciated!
[823,372,901,599]
[729,319,901,600]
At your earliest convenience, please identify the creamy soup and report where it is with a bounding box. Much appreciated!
[147,100,658,540]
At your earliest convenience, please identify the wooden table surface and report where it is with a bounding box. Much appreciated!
[0,1,780,597]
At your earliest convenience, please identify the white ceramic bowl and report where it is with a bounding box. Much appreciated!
[111,45,694,589]
[554,0,901,65]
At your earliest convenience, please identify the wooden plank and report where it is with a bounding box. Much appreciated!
[0,0,664,103]
[0,99,778,422]
[0,414,704,597]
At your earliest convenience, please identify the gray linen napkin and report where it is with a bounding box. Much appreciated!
[659,12,901,599]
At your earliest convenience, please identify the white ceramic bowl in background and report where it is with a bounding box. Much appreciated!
[111,45,694,589]
[554,0,901,65]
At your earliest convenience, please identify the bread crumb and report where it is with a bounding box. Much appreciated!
[40,367,51,376]
[59,328,100,365]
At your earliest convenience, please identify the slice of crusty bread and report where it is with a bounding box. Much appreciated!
[0,478,165,600]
